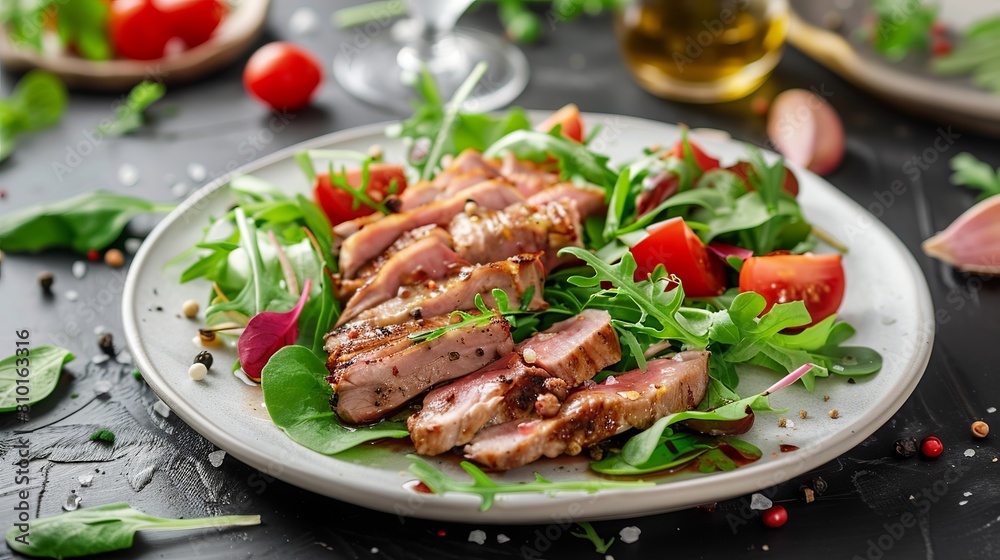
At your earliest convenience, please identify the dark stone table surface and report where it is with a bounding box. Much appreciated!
[2,2,999,559]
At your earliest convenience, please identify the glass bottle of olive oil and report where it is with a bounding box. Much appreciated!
[615,0,789,103]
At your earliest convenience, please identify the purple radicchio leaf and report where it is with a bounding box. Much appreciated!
[238,278,312,382]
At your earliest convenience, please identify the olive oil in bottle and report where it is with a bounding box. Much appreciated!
[615,0,788,102]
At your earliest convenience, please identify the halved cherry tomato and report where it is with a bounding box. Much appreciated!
[726,161,800,198]
[631,217,727,297]
[667,138,721,172]
[111,0,171,60]
[739,254,845,325]
[537,104,584,143]
[243,42,323,110]
[155,0,227,48]
[314,164,408,226]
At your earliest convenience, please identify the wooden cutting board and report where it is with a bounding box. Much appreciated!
[0,0,270,91]
[788,0,1000,137]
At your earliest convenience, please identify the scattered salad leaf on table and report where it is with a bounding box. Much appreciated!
[97,80,167,136]
[0,70,69,163]
[261,345,409,455]
[0,346,75,411]
[949,152,1000,200]
[4,503,260,559]
[0,191,175,254]
[571,522,614,554]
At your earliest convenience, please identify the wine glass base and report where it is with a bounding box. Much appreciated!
[333,23,529,113]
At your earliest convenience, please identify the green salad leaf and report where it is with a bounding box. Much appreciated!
[0,346,75,411]
[484,129,618,188]
[949,152,1000,200]
[0,70,69,162]
[261,345,409,455]
[98,80,166,136]
[5,503,259,559]
[0,191,174,253]
[571,522,614,554]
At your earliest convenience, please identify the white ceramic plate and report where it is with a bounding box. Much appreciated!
[122,113,934,523]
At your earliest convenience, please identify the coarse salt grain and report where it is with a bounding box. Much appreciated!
[208,450,226,467]
[118,164,139,187]
[750,493,772,510]
[959,500,969,506]
[988,407,997,414]
[94,380,112,395]
[965,449,976,457]
[72,261,87,278]
[65,290,78,301]
[619,526,641,544]
[153,399,170,417]
[91,354,110,365]
[289,7,319,34]
[78,474,93,487]
[964,492,972,497]
[125,238,143,254]
[116,350,132,364]
[187,162,207,182]
[497,534,510,544]
[370,547,379,554]
[468,530,486,544]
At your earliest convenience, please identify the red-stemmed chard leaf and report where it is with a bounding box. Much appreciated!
[238,278,312,382]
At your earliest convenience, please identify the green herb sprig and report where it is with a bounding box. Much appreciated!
[97,80,166,137]
[408,288,540,344]
[0,70,68,162]
[949,152,1000,200]
[571,522,614,554]
[406,455,653,511]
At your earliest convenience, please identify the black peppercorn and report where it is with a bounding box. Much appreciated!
[38,271,54,294]
[894,437,918,458]
[810,476,828,496]
[193,351,214,370]
[97,332,115,356]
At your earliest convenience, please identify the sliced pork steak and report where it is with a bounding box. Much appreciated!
[463,351,710,470]
[337,237,470,326]
[450,200,583,272]
[349,253,547,328]
[516,309,621,386]
[407,355,569,456]
[339,180,525,279]
[400,149,501,210]
[329,316,514,424]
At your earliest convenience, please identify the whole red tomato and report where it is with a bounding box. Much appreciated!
[110,0,172,60]
[243,42,323,110]
[155,0,227,48]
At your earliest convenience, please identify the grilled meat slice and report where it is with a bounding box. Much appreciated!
[324,315,452,370]
[400,150,501,210]
[526,183,607,219]
[339,180,525,279]
[516,309,621,385]
[498,152,560,197]
[329,316,514,424]
[463,351,710,470]
[337,237,469,326]
[450,200,583,272]
[350,253,548,328]
[407,355,569,456]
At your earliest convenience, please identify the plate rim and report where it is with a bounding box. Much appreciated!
[122,113,935,523]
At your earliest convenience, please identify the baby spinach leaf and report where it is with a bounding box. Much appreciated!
[261,345,409,455]
[5,503,259,559]
[0,346,75,411]
[0,191,175,253]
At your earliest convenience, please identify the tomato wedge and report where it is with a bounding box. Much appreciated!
[631,217,727,297]
[667,138,721,172]
[313,164,407,226]
[739,254,845,325]
[537,104,584,143]
[726,161,800,198]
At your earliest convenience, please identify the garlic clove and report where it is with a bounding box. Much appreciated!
[768,89,845,175]
[922,195,1000,273]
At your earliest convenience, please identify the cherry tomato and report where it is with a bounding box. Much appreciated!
[537,104,585,143]
[314,164,408,225]
[631,217,727,297]
[739,254,845,325]
[668,138,721,172]
[110,0,171,60]
[243,42,323,110]
[761,505,787,528]
[726,161,800,198]
[155,0,227,48]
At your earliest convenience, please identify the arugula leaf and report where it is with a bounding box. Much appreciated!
[591,432,760,476]
[571,522,614,554]
[98,81,166,136]
[408,289,538,343]
[950,152,1000,200]
[261,346,409,455]
[407,455,652,511]
[484,129,618,188]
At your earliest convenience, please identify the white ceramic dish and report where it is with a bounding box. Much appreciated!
[122,113,934,523]
[0,0,269,91]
